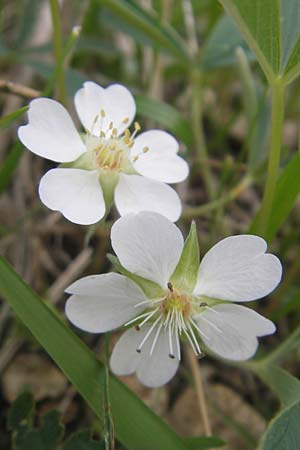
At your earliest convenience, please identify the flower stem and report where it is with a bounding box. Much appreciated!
[183,174,252,219]
[258,79,285,236]
[191,70,215,200]
[49,0,67,104]
[187,347,212,436]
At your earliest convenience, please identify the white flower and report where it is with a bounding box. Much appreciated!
[18,82,189,225]
[65,212,282,387]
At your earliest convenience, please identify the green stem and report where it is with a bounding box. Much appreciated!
[258,79,285,236]
[102,333,115,450]
[49,0,66,104]
[182,175,252,219]
[191,70,215,200]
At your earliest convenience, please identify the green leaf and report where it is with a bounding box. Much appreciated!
[259,400,300,450]
[62,430,103,450]
[219,0,300,84]
[280,0,300,84]
[107,253,164,299]
[0,256,191,450]
[0,106,28,130]
[253,364,300,408]
[249,153,300,241]
[184,436,225,449]
[170,222,200,293]
[7,392,34,431]
[135,95,193,147]
[219,0,280,82]
[201,15,254,70]
[0,142,24,193]
[98,0,190,63]
[15,411,64,450]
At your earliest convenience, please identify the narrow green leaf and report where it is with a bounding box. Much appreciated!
[259,400,300,450]
[0,257,189,450]
[170,222,200,293]
[135,95,193,147]
[249,153,300,241]
[219,0,281,81]
[184,436,225,449]
[0,142,24,193]
[107,253,164,299]
[98,0,190,64]
[0,106,28,130]
[201,15,254,70]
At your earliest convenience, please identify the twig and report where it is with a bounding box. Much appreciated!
[0,80,40,99]
[48,248,93,304]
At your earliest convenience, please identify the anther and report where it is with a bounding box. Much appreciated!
[122,117,130,124]
[169,353,175,359]
[100,109,106,117]
[200,302,208,307]
[197,352,205,360]
[135,325,140,331]
[133,155,139,162]
[136,348,141,353]
[100,131,106,138]
[143,146,149,153]
[134,122,141,131]
[112,128,118,136]
[167,282,174,292]
[109,121,113,129]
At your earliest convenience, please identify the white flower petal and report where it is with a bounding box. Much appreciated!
[74,82,136,136]
[194,235,282,302]
[18,98,85,162]
[110,326,179,387]
[39,168,105,225]
[131,130,189,183]
[111,212,184,288]
[194,303,274,361]
[115,174,182,222]
[65,273,146,333]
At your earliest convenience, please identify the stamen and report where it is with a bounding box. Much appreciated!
[187,322,202,356]
[100,109,106,117]
[150,319,163,356]
[167,282,173,292]
[182,326,198,356]
[190,318,210,340]
[136,316,161,353]
[175,321,181,360]
[134,297,164,308]
[124,311,152,327]
[143,146,149,153]
[100,131,106,138]
[122,117,130,124]
[137,307,159,328]
[168,317,175,359]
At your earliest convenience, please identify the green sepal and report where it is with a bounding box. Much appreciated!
[107,254,164,299]
[170,221,199,293]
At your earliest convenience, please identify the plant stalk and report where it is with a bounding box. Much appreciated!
[258,79,285,236]
[49,0,67,104]
[187,347,212,436]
